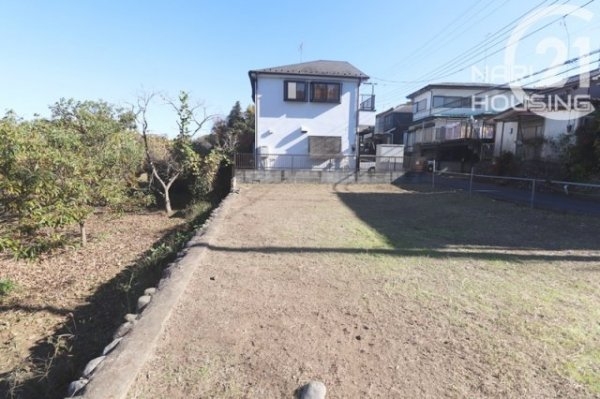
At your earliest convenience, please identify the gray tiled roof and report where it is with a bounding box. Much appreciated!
[250,60,369,80]
[406,82,507,99]
[393,103,413,113]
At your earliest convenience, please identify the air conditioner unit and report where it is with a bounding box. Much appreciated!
[257,146,269,158]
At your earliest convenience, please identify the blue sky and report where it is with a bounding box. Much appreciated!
[1,0,599,136]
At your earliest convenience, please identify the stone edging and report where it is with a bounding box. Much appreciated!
[65,191,237,398]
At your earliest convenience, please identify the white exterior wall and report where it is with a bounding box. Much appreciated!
[494,121,518,156]
[494,113,580,158]
[411,91,430,121]
[255,74,359,155]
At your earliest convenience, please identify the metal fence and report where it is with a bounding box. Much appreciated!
[235,153,404,172]
[427,163,600,212]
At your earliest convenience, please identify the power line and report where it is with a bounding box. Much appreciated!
[375,0,569,105]
[382,0,500,76]
[380,0,483,76]
[411,0,586,85]
[377,0,568,103]
[377,0,596,109]
[410,47,600,111]
[386,0,515,81]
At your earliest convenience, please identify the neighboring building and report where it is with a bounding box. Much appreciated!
[247,60,371,170]
[360,103,412,154]
[404,83,520,172]
[377,103,413,144]
[493,68,600,162]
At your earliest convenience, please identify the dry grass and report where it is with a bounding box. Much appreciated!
[342,184,600,394]
[129,184,600,398]
[0,211,185,398]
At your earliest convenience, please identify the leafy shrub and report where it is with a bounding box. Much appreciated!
[493,151,519,176]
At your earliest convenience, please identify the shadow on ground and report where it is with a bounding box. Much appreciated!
[395,172,600,216]
[335,184,600,258]
[192,243,600,264]
[185,185,600,266]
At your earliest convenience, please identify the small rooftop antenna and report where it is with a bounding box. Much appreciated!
[298,42,304,62]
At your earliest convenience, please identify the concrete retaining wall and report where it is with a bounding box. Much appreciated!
[235,169,406,184]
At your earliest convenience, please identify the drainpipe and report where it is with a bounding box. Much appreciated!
[355,78,361,174]
[254,75,259,169]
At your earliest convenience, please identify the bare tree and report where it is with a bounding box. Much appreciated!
[135,91,218,215]
[136,92,181,215]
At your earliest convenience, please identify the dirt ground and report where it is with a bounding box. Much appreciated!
[129,184,600,399]
[0,211,184,398]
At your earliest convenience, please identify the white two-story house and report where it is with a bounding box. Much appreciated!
[248,60,371,170]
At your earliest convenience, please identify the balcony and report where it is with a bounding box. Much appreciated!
[411,122,496,146]
[359,94,376,111]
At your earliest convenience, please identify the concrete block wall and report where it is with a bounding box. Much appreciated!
[234,169,406,184]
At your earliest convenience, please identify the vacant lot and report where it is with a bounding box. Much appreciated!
[129,184,600,398]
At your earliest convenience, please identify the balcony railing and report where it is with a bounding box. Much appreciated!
[411,122,496,145]
[359,94,376,111]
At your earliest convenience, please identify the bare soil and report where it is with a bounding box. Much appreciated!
[128,184,600,398]
[0,211,184,398]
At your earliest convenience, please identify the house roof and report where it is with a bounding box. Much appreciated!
[492,68,600,120]
[536,68,600,95]
[249,60,369,80]
[406,82,506,99]
[393,103,413,113]
[557,67,600,90]
[375,102,413,118]
[248,60,369,100]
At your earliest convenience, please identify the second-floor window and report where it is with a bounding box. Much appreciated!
[384,114,394,130]
[432,96,472,109]
[413,99,427,113]
[311,82,341,103]
[284,81,307,101]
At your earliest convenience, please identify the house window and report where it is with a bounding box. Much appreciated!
[311,82,341,103]
[480,123,495,139]
[375,116,384,134]
[384,114,394,130]
[432,96,472,109]
[445,122,462,140]
[308,136,342,155]
[284,80,307,101]
[413,99,427,113]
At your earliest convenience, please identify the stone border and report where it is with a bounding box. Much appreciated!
[66,191,237,398]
